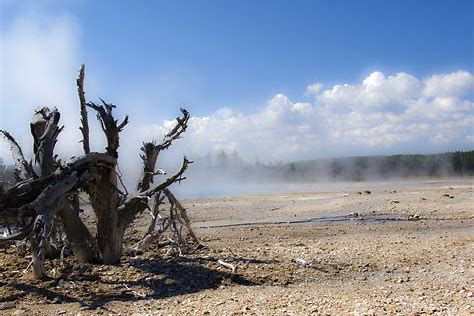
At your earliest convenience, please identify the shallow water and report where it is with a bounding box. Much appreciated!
[194,213,412,229]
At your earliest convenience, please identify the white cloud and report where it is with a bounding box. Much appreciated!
[149,70,474,161]
[423,70,474,98]
[318,71,422,113]
[305,83,323,95]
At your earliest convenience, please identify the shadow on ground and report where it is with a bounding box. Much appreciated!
[2,255,261,310]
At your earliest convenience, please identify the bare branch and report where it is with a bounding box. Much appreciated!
[145,192,166,235]
[118,195,149,228]
[120,157,191,228]
[0,130,36,181]
[163,188,200,244]
[137,141,160,192]
[161,108,190,150]
[137,108,190,191]
[144,157,192,197]
[77,64,90,154]
[86,100,128,158]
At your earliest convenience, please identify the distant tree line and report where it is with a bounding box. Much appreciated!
[2,150,473,186]
[189,150,474,183]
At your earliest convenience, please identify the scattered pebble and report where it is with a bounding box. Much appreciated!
[52,296,62,304]
[0,301,15,310]
[13,309,27,316]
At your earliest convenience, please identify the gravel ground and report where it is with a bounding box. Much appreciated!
[0,179,473,315]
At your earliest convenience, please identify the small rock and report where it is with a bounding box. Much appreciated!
[13,310,27,316]
[0,301,15,310]
[52,296,62,304]
[408,214,421,221]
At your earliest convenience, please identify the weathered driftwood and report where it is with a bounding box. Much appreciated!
[0,66,198,278]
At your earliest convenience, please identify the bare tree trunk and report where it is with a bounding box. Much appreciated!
[57,196,96,263]
[29,107,64,274]
[85,101,128,264]
[89,168,123,264]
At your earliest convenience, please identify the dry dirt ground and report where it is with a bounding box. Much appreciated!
[0,179,473,315]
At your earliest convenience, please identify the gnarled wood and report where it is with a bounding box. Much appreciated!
[30,107,63,177]
[86,100,128,158]
[137,108,189,191]
[77,64,90,154]
[1,65,197,279]
[163,188,200,245]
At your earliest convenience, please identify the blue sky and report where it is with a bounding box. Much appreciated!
[1,0,473,163]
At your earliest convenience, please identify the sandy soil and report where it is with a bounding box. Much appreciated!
[0,179,473,315]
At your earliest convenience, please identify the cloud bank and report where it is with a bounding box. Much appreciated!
[156,70,473,162]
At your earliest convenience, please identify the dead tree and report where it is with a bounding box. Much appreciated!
[0,66,199,278]
[133,109,201,253]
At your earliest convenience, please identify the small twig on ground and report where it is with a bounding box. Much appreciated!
[217,259,237,274]
[22,260,33,274]
[123,283,146,298]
